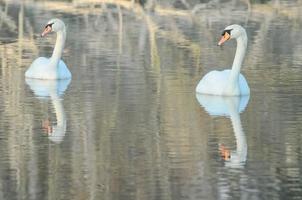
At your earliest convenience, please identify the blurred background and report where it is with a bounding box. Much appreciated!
[0,0,302,199]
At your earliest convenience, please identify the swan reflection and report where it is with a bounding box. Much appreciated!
[26,78,70,143]
[196,94,249,168]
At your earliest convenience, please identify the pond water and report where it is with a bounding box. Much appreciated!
[0,1,302,199]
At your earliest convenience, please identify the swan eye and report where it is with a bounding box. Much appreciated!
[45,22,54,29]
[221,29,232,36]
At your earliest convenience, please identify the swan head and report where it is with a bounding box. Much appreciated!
[218,24,246,46]
[41,18,66,37]
[219,144,247,168]
[42,120,66,144]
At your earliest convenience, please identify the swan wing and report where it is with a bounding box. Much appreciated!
[196,70,250,96]
[238,74,250,95]
[57,60,72,79]
[25,57,51,79]
[196,70,231,95]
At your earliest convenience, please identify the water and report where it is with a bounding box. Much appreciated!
[0,0,302,199]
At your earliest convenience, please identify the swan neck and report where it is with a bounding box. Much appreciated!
[50,29,66,66]
[228,99,247,162]
[229,34,247,84]
[50,94,65,126]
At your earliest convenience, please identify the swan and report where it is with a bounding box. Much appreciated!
[196,24,250,96]
[26,78,70,143]
[25,18,71,80]
[196,94,249,168]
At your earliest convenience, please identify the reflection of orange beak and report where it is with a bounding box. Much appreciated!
[42,120,53,134]
[219,144,231,161]
[41,26,52,37]
[218,32,230,46]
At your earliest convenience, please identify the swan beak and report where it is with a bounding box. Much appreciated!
[218,32,230,46]
[41,26,52,37]
[219,144,231,161]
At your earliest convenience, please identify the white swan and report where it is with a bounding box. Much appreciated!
[26,78,70,143]
[196,94,249,168]
[25,18,71,80]
[196,24,250,96]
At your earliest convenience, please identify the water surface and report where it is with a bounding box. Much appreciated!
[0,1,302,199]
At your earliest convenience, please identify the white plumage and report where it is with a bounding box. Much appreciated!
[196,69,249,96]
[196,24,250,96]
[25,18,71,80]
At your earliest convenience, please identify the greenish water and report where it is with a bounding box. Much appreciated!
[0,1,302,199]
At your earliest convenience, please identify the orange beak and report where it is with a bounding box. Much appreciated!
[41,26,52,37]
[219,144,231,161]
[218,32,231,46]
[42,120,53,134]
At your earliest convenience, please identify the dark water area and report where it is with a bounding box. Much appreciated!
[0,0,302,199]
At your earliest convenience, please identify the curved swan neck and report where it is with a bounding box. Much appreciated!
[50,28,66,66]
[49,92,66,143]
[227,99,247,162]
[229,33,247,84]
[230,110,247,157]
[50,93,65,126]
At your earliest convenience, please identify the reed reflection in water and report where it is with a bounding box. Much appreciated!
[0,0,301,199]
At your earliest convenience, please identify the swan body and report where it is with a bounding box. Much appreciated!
[26,57,70,80]
[196,94,249,167]
[26,78,71,98]
[196,93,249,116]
[196,69,249,96]
[196,24,250,96]
[25,18,71,80]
